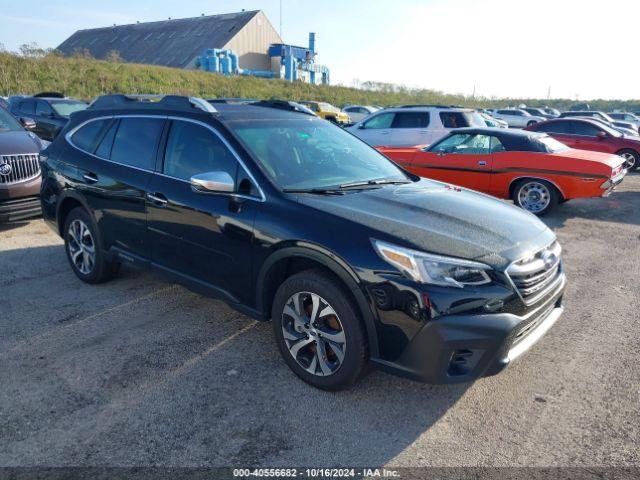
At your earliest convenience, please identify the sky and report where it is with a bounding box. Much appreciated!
[1,0,639,100]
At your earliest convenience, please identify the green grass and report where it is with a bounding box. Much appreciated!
[1,52,638,111]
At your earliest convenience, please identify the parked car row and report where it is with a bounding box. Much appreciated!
[3,91,634,392]
[378,127,626,215]
[35,94,568,391]
[0,105,49,221]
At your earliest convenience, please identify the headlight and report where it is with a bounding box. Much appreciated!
[372,239,492,288]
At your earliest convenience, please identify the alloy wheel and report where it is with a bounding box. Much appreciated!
[281,292,346,377]
[518,182,551,213]
[620,152,636,169]
[67,219,96,275]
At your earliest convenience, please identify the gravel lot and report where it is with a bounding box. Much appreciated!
[1,173,639,468]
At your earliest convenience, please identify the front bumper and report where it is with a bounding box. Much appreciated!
[371,274,566,384]
[0,195,42,222]
[0,175,42,222]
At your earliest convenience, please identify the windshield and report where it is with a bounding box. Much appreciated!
[0,107,23,132]
[537,135,569,153]
[50,100,87,117]
[229,118,410,190]
[318,103,340,113]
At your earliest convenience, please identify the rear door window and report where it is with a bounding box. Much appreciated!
[71,119,113,154]
[162,120,238,182]
[535,121,571,134]
[391,112,429,129]
[362,112,394,129]
[571,121,601,137]
[110,117,164,170]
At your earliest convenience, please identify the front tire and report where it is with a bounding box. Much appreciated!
[271,270,368,391]
[526,120,538,127]
[616,149,639,170]
[513,179,559,216]
[63,207,119,284]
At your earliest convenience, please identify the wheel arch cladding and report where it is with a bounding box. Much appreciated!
[256,245,380,358]
[56,192,90,237]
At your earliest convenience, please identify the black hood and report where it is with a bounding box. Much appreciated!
[298,179,555,269]
[0,131,43,155]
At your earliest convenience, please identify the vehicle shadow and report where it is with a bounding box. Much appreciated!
[0,242,470,467]
[541,187,640,229]
[0,220,32,233]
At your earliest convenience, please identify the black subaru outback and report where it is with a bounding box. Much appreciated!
[40,95,566,390]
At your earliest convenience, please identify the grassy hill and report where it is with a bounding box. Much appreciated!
[1,52,638,111]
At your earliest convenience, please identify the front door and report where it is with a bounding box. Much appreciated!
[35,100,59,141]
[353,111,395,146]
[416,133,493,192]
[146,119,259,305]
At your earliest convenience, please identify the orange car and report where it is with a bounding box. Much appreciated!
[377,127,627,215]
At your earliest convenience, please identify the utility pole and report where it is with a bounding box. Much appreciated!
[547,86,551,100]
[280,0,283,38]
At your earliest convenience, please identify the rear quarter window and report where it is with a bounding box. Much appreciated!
[439,112,470,128]
[71,119,113,154]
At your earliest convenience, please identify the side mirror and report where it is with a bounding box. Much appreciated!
[597,131,607,139]
[190,171,235,193]
[20,117,36,131]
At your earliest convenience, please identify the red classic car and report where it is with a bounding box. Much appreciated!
[377,127,626,215]
[525,118,640,170]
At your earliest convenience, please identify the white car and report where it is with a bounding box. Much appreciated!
[342,105,380,123]
[347,106,485,147]
[490,109,546,127]
[608,112,640,133]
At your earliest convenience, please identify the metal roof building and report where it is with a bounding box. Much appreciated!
[56,10,283,71]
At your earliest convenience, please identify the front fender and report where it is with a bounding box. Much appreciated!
[255,243,380,358]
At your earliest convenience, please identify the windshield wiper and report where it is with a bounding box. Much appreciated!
[339,179,412,189]
[282,188,345,195]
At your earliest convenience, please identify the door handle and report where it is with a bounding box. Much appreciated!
[478,161,487,166]
[147,192,168,206]
[82,172,98,184]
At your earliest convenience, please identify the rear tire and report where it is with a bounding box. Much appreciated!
[63,207,120,284]
[271,269,368,391]
[513,179,559,216]
[616,149,639,170]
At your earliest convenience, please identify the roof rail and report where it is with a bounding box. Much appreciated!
[397,104,459,109]
[34,91,65,98]
[249,100,316,116]
[88,94,218,113]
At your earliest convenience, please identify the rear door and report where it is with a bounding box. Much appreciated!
[387,111,431,146]
[70,115,165,259]
[146,118,259,305]
[416,133,492,192]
